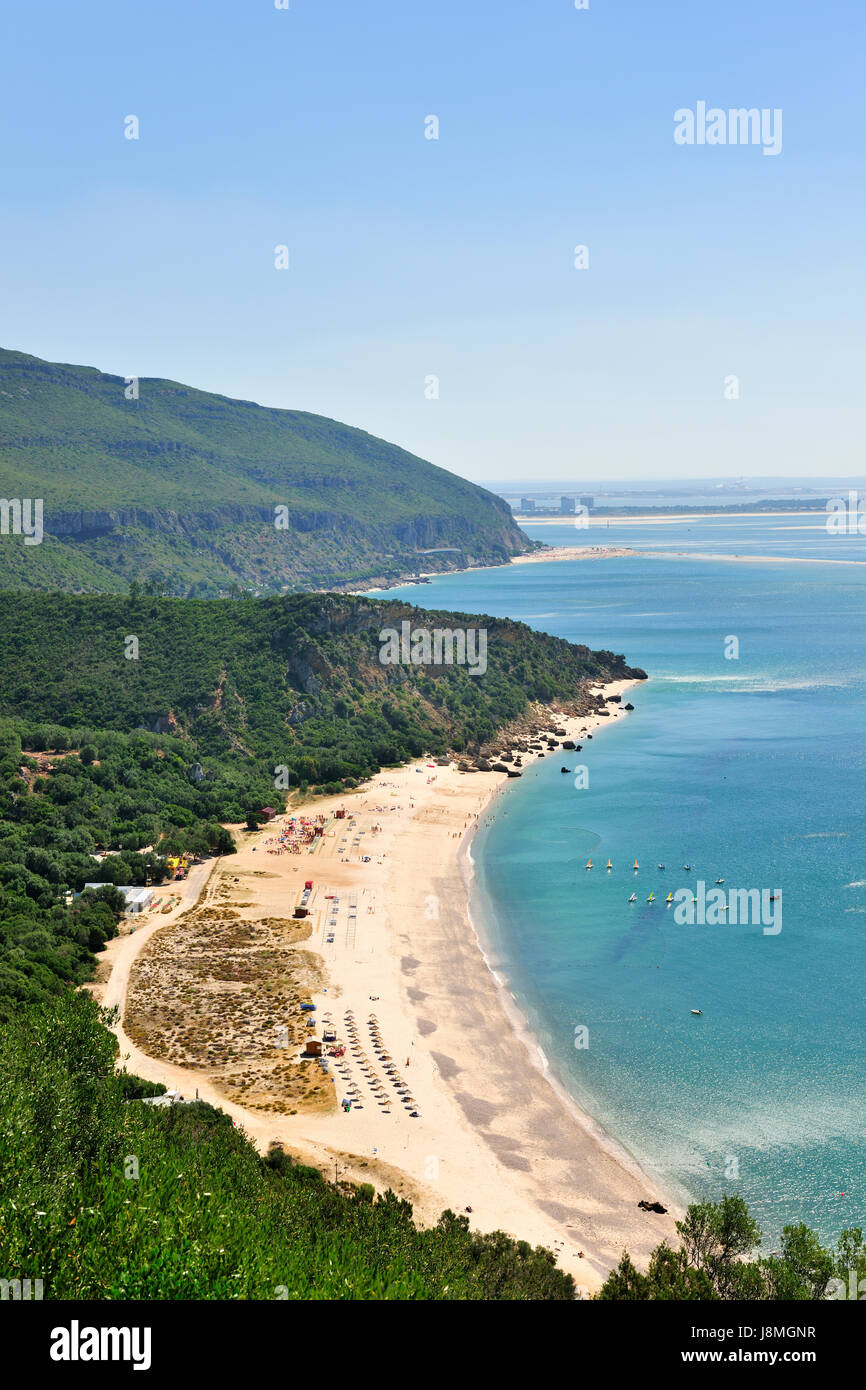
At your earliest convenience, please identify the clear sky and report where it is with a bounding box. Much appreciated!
[1,0,863,483]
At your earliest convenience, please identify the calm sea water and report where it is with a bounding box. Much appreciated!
[387,517,866,1245]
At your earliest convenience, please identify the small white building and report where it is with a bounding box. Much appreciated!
[84,884,154,916]
[140,1090,194,1108]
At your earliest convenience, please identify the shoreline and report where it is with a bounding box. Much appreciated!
[516,510,830,524]
[97,680,681,1294]
[352,532,864,597]
[458,799,685,1217]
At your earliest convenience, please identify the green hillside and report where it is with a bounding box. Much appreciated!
[0,347,528,593]
[1,990,574,1299]
[0,591,640,772]
[0,591,643,1015]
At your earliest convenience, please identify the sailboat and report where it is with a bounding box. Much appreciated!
[646,891,655,903]
[665,892,673,904]
[628,893,637,903]
[606,858,612,870]
[585,858,592,870]
[633,859,639,871]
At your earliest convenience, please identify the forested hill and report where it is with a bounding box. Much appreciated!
[0,591,642,1014]
[0,591,641,783]
[0,347,528,593]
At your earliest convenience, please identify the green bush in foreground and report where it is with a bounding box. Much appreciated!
[0,992,574,1300]
[598,1194,865,1301]
[3,992,863,1301]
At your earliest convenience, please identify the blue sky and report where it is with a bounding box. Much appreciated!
[1,0,863,483]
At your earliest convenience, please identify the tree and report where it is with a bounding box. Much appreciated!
[676,1195,761,1299]
[597,1197,837,1302]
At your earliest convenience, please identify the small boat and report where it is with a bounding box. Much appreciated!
[665,892,673,904]
[683,864,692,871]
[585,858,592,870]
[628,893,637,903]
[646,892,655,903]
[691,1009,702,1016]
[633,859,639,871]
[657,863,665,870]
[715,878,724,885]
[606,858,612,870]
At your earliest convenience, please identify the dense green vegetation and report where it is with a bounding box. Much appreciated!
[0,347,528,593]
[0,591,639,1016]
[0,991,575,1299]
[597,1194,863,1300]
[1,992,858,1300]
[0,720,247,1019]
[0,591,639,784]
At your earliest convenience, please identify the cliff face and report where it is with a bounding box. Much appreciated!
[0,348,528,594]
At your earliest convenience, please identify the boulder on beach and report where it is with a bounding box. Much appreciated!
[624,702,634,711]
[561,740,575,750]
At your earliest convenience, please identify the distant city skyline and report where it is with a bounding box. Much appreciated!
[1,0,863,484]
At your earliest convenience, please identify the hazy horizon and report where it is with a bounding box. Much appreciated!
[3,0,863,485]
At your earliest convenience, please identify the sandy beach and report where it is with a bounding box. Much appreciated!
[517,511,828,524]
[92,679,679,1295]
[510,545,637,564]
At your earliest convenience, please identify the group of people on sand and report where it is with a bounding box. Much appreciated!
[264,812,332,856]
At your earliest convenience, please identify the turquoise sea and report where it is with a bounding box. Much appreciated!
[388,515,866,1245]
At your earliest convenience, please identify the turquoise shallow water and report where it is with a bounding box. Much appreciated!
[388,520,866,1245]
